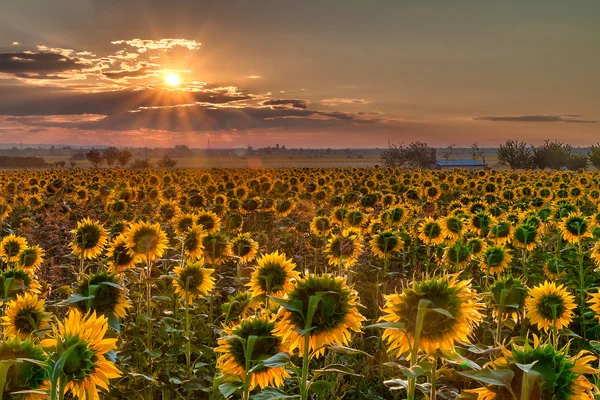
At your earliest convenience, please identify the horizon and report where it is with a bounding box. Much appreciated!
[1,1,599,147]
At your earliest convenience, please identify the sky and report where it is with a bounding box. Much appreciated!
[0,0,598,148]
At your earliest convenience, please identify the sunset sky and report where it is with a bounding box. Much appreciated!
[0,0,598,148]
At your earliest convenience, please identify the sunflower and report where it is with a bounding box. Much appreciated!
[525,281,576,332]
[587,290,600,322]
[0,234,29,263]
[465,336,599,399]
[172,259,215,301]
[369,231,402,259]
[592,242,600,269]
[440,216,464,242]
[41,309,121,400]
[202,231,231,265]
[76,271,131,320]
[248,251,299,299]
[216,315,290,390]
[180,223,207,260]
[106,235,139,273]
[481,246,512,275]
[222,291,260,323]
[324,229,364,269]
[0,199,12,219]
[229,232,259,264]
[512,223,539,251]
[274,198,295,218]
[173,212,196,236]
[488,221,513,245]
[310,216,333,237]
[442,241,473,268]
[273,274,365,358]
[124,220,169,262]
[380,274,483,358]
[195,210,221,233]
[0,337,47,399]
[70,218,108,260]
[417,217,445,245]
[489,275,527,323]
[380,206,407,228]
[0,268,42,299]
[2,292,51,339]
[560,212,593,244]
[17,245,45,271]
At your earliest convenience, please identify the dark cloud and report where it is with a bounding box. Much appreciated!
[0,88,251,116]
[0,52,88,77]
[102,68,152,79]
[262,99,308,109]
[473,115,597,124]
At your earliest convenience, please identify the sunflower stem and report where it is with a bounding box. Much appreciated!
[408,300,428,400]
[430,355,438,400]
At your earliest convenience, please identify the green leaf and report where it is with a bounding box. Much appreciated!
[396,364,427,379]
[515,361,538,373]
[443,352,481,370]
[64,293,95,304]
[129,373,155,382]
[309,380,333,395]
[251,387,300,400]
[429,308,454,319]
[313,364,361,377]
[326,344,374,358]
[365,322,406,331]
[259,352,290,369]
[459,367,514,389]
[99,281,122,289]
[305,294,323,329]
[268,297,303,315]
[219,382,242,398]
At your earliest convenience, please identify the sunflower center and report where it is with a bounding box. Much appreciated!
[19,249,38,268]
[565,217,587,236]
[178,267,204,291]
[113,244,135,266]
[76,226,102,250]
[536,294,566,321]
[14,307,41,334]
[3,241,23,257]
[132,227,160,254]
[423,223,441,239]
[197,216,216,231]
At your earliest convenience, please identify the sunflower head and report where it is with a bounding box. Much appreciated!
[489,275,527,321]
[248,251,299,298]
[173,259,215,301]
[181,223,207,260]
[324,229,364,268]
[216,315,290,390]
[107,235,139,273]
[75,271,131,320]
[418,217,445,245]
[0,337,47,398]
[41,309,121,399]
[1,292,51,340]
[229,233,259,264]
[273,274,365,358]
[124,220,169,261]
[369,231,403,259]
[202,231,231,265]
[196,211,221,233]
[222,291,260,323]
[560,212,593,244]
[17,245,45,271]
[481,246,512,275]
[0,268,41,300]
[310,216,332,237]
[525,281,576,332]
[0,234,29,263]
[442,241,472,268]
[513,223,539,251]
[381,274,483,358]
[70,218,108,260]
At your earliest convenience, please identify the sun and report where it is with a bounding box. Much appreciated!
[165,73,180,86]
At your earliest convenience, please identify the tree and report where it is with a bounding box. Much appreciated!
[103,147,120,167]
[470,142,486,164]
[588,143,600,170]
[497,140,532,169]
[380,142,435,169]
[157,154,178,168]
[116,149,133,168]
[70,161,76,168]
[85,149,103,168]
[440,144,456,162]
[130,159,152,169]
[532,139,574,170]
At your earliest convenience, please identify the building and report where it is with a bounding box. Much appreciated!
[434,159,487,170]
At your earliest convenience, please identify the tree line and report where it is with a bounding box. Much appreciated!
[497,140,600,170]
[85,147,178,169]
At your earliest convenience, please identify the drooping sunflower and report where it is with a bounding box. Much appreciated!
[70,218,109,260]
[560,212,593,244]
[106,235,139,273]
[41,309,121,400]
[222,291,260,323]
[369,231,403,259]
[229,232,259,264]
[2,292,51,340]
[525,281,576,332]
[216,315,290,390]
[273,274,365,358]
[0,268,42,299]
[172,259,215,301]
[0,337,47,399]
[481,245,512,275]
[181,223,207,260]
[310,216,333,237]
[76,271,131,320]
[324,229,364,269]
[417,217,445,246]
[202,231,231,265]
[17,245,45,271]
[124,220,169,262]
[248,251,299,299]
[465,336,599,400]
[0,234,29,263]
[380,274,483,358]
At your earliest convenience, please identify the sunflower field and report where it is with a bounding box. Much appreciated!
[2,167,600,399]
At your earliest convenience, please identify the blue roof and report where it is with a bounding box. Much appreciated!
[436,159,486,166]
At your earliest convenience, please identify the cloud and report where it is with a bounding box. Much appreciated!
[261,99,308,109]
[320,98,373,106]
[473,115,597,124]
[102,67,153,79]
[0,52,89,78]
[110,38,201,53]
